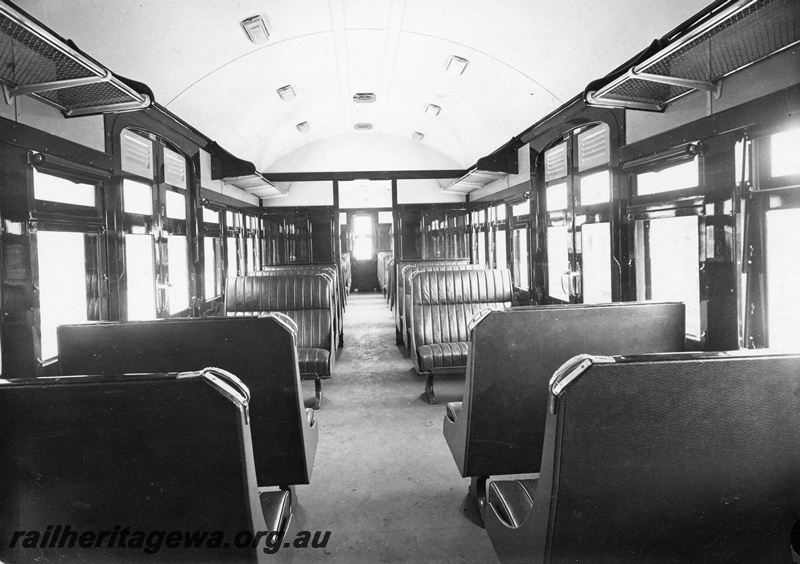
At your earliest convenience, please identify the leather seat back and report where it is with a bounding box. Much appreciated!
[529,352,800,563]
[0,370,268,563]
[443,302,685,478]
[225,274,333,351]
[394,259,472,332]
[58,315,317,488]
[411,269,512,347]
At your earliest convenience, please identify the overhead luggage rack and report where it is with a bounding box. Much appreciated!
[585,0,799,111]
[0,1,151,116]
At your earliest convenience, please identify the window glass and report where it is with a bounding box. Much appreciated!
[123,179,153,215]
[494,204,506,222]
[37,231,88,360]
[203,207,220,224]
[33,170,95,207]
[546,182,568,211]
[635,215,700,338]
[495,230,507,269]
[547,225,570,301]
[579,170,611,206]
[512,201,530,217]
[227,211,237,228]
[637,158,699,196]
[204,237,221,299]
[378,211,393,224]
[477,231,486,267]
[124,234,156,320]
[765,208,800,350]
[226,237,238,279]
[165,190,186,220]
[771,129,800,178]
[581,222,612,303]
[246,237,254,273]
[167,236,190,313]
[512,228,529,288]
[352,215,374,260]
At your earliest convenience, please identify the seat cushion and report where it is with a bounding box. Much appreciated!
[298,348,330,377]
[417,342,469,372]
[487,479,539,529]
[446,401,462,423]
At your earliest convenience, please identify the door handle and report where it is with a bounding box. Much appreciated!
[560,270,571,295]
[570,271,582,297]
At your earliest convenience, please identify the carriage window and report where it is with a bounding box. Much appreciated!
[33,170,95,207]
[770,129,800,178]
[37,231,89,361]
[167,236,190,313]
[123,179,153,215]
[204,237,222,299]
[165,190,186,220]
[581,222,612,303]
[512,201,530,216]
[579,170,610,206]
[546,182,568,211]
[547,225,570,301]
[765,208,800,350]
[635,215,701,339]
[226,237,238,279]
[512,227,529,288]
[636,158,698,196]
[125,233,157,320]
[203,207,220,224]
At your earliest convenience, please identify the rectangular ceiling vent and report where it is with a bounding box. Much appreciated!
[353,93,376,103]
[354,123,373,131]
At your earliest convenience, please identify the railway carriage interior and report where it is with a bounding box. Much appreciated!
[0,0,799,562]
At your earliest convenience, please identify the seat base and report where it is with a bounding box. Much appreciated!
[469,476,488,527]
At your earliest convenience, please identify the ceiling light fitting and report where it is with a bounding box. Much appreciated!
[354,123,373,131]
[353,93,376,103]
[241,15,269,45]
[412,131,425,141]
[425,103,441,116]
[447,55,468,75]
[296,121,310,133]
[277,85,296,101]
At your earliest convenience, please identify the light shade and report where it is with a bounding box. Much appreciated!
[425,103,441,116]
[277,85,296,101]
[296,121,310,133]
[241,15,269,45]
[446,55,469,75]
[412,131,425,141]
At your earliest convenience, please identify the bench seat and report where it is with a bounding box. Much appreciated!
[417,342,470,372]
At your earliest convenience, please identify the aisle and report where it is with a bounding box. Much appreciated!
[287,292,498,563]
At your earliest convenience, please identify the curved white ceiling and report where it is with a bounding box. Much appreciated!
[18,0,715,172]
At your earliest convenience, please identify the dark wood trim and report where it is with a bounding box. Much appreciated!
[0,116,112,171]
[620,84,800,163]
[264,169,467,182]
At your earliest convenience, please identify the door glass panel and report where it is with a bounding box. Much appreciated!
[581,222,612,303]
[352,215,374,260]
[125,234,156,320]
[766,208,800,350]
[167,235,190,313]
[37,231,88,361]
[547,225,570,301]
[512,227,529,288]
[579,170,610,206]
[635,215,700,338]
[477,231,486,267]
[123,179,153,215]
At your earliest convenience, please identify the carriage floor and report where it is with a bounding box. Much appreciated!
[287,291,499,563]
